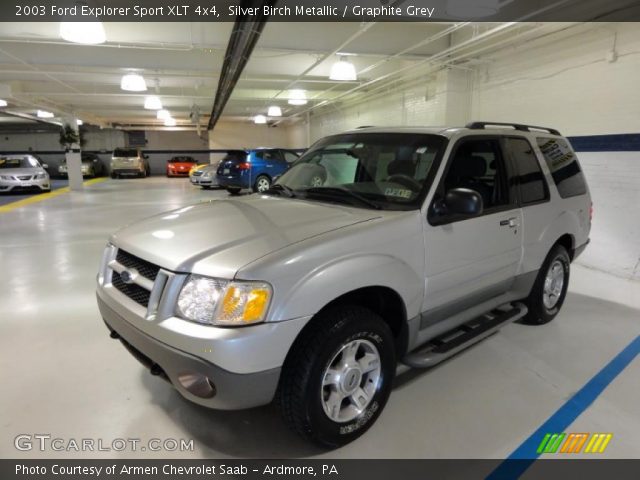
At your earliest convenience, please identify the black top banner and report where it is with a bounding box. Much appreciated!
[5,0,640,22]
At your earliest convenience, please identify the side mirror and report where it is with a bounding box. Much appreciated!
[41,163,49,169]
[433,188,483,218]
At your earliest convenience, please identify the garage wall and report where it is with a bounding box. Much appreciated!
[143,130,210,175]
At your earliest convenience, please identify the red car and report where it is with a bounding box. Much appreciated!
[166,156,197,177]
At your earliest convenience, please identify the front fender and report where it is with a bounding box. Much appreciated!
[269,253,423,322]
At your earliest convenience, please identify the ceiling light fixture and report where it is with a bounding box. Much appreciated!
[288,89,308,106]
[446,0,499,18]
[76,119,83,126]
[254,114,267,124]
[0,99,7,107]
[144,96,162,110]
[156,109,170,120]
[164,117,177,127]
[59,22,106,45]
[329,57,357,81]
[37,110,54,118]
[120,73,147,92]
[267,106,282,117]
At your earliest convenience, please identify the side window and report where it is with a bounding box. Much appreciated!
[442,138,511,211]
[536,137,587,198]
[505,137,549,204]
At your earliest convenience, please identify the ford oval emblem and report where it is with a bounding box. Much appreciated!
[120,269,135,284]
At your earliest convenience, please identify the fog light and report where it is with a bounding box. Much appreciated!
[177,372,216,398]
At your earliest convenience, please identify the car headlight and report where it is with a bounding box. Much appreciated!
[176,275,272,326]
[202,172,212,178]
[35,172,48,179]
[0,175,11,180]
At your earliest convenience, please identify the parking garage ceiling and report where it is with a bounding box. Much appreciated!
[0,21,593,131]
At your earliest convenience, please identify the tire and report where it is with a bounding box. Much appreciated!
[226,187,242,195]
[253,175,271,193]
[277,305,396,448]
[110,172,116,179]
[521,244,570,325]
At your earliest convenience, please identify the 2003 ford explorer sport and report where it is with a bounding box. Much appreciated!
[97,122,591,447]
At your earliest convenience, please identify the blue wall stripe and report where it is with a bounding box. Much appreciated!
[568,133,640,152]
[487,335,640,479]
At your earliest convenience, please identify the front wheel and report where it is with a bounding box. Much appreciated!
[521,244,570,325]
[277,306,395,448]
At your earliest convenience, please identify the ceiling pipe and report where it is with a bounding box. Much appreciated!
[208,0,276,131]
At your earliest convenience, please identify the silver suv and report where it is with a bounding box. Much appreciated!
[97,122,591,447]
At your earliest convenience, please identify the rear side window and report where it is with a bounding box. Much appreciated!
[223,151,247,162]
[536,137,587,198]
[113,149,138,157]
[505,137,548,204]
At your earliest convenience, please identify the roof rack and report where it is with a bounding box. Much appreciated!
[465,121,561,136]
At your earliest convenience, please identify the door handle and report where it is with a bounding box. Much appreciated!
[500,217,520,228]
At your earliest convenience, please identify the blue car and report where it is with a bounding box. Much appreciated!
[217,149,300,194]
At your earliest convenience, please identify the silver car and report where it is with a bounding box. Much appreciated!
[58,153,105,178]
[97,123,591,447]
[190,162,220,189]
[0,155,51,193]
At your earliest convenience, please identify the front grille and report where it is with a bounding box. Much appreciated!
[116,249,160,281]
[18,175,32,181]
[112,271,151,307]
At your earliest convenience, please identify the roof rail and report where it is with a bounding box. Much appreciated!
[465,121,561,136]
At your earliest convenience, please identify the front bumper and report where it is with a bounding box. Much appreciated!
[0,176,50,192]
[98,293,284,410]
[190,175,219,186]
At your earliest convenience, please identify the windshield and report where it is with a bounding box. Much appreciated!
[169,156,195,163]
[113,149,138,158]
[272,133,447,210]
[0,156,40,169]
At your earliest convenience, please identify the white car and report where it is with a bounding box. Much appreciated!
[0,155,51,193]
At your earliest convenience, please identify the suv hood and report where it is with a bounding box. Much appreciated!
[110,195,380,278]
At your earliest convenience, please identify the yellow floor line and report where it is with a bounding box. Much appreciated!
[0,177,107,214]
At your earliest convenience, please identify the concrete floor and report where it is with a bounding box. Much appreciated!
[1,177,639,459]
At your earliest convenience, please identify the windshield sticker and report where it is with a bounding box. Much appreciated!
[384,187,412,199]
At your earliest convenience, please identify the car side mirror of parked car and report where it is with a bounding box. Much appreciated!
[432,188,483,218]
[41,163,49,169]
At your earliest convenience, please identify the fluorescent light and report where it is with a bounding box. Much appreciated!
[76,119,83,126]
[156,109,170,120]
[267,106,282,117]
[446,0,499,18]
[37,110,54,118]
[164,117,176,127]
[288,89,308,106]
[144,96,162,110]
[0,99,7,107]
[329,58,357,81]
[254,115,267,124]
[60,22,106,45]
[120,73,147,92]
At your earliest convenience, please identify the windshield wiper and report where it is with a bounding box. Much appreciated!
[304,186,382,210]
[265,183,296,198]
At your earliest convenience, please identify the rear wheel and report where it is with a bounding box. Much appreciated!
[521,244,570,325]
[226,187,242,195]
[277,306,395,448]
[253,175,271,193]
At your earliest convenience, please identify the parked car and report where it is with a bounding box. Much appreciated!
[217,148,300,194]
[110,148,150,178]
[166,156,197,177]
[97,122,591,447]
[58,153,105,178]
[0,154,51,193]
[190,162,221,189]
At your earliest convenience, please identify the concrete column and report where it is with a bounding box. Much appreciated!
[64,118,83,191]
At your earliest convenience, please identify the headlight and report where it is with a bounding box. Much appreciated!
[202,172,212,178]
[35,172,48,179]
[0,175,10,180]
[58,165,67,172]
[176,274,272,326]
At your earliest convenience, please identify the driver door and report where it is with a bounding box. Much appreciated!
[422,136,523,319]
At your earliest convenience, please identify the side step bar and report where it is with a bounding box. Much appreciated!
[402,302,528,368]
